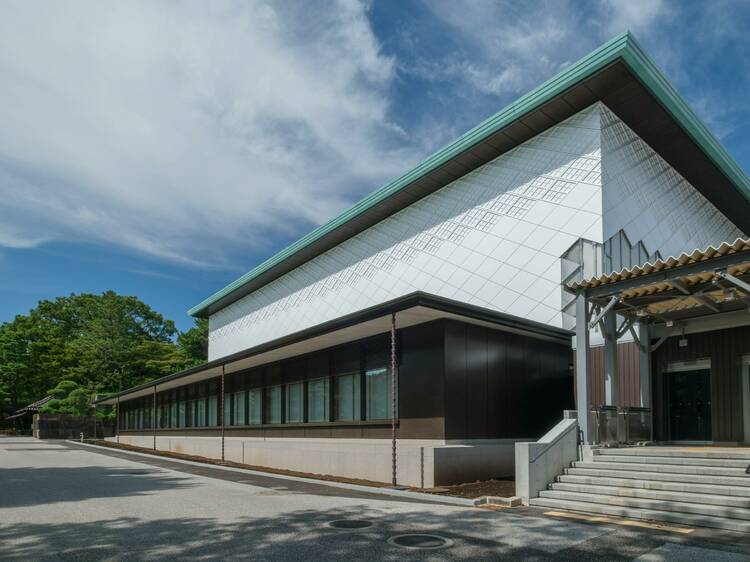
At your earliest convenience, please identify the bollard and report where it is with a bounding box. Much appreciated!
[80,432,84,443]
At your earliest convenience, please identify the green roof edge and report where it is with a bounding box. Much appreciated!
[189,31,750,318]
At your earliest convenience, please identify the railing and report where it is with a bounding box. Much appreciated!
[590,406,652,445]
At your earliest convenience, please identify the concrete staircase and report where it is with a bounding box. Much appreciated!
[529,447,750,532]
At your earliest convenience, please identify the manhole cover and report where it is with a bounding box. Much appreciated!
[328,519,373,529]
[387,534,453,550]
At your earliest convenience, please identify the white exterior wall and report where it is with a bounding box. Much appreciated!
[106,435,521,488]
[207,103,744,361]
[209,105,605,359]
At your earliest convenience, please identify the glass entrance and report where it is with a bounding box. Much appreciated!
[667,365,712,441]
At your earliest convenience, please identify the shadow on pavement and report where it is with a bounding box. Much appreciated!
[0,466,194,509]
[0,504,637,561]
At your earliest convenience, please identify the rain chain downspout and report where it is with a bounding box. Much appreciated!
[116,396,120,445]
[391,312,397,487]
[221,364,226,462]
[152,385,157,451]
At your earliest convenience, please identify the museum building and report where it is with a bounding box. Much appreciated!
[96,33,750,487]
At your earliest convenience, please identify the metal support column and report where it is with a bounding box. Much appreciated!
[152,385,157,451]
[390,312,397,487]
[637,321,652,408]
[575,292,591,444]
[220,364,226,462]
[603,310,619,407]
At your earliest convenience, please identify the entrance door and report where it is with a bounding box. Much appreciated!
[667,362,712,442]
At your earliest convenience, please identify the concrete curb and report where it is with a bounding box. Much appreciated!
[67,440,479,507]
[473,495,523,507]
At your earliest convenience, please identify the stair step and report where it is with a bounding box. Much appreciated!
[593,454,750,469]
[573,460,748,477]
[565,467,750,488]
[558,473,750,497]
[539,490,750,521]
[593,447,750,461]
[551,481,750,506]
[528,497,750,533]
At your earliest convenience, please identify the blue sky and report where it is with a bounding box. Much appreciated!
[2,0,750,332]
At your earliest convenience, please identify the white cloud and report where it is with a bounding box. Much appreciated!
[0,0,417,267]
[420,0,668,98]
[599,0,665,37]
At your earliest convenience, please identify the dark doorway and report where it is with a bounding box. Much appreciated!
[668,368,712,441]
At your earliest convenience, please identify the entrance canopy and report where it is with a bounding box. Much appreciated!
[568,237,750,325]
[565,237,750,444]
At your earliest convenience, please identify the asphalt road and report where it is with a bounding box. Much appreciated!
[2,436,750,561]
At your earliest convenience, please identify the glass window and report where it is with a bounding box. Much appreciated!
[365,367,393,420]
[187,399,195,427]
[249,389,262,425]
[307,377,329,422]
[334,373,360,421]
[178,401,186,428]
[197,398,206,427]
[265,386,282,424]
[170,401,177,428]
[234,391,246,425]
[223,393,231,426]
[208,395,218,427]
[286,382,304,423]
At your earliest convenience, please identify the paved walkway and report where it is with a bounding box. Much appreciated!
[1,436,749,561]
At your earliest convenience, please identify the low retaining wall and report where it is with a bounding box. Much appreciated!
[34,414,115,439]
[108,435,525,487]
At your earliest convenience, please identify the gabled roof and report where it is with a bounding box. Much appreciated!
[190,31,750,319]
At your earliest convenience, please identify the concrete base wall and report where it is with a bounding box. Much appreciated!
[107,435,523,487]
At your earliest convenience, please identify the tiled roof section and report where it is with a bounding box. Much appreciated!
[568,238,750,290]
[13,395,55,414]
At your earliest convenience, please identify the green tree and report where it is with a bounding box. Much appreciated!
[177,318,208,366]
[0,291,206,416]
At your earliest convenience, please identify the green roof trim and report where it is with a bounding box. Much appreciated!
[189,31,750,318]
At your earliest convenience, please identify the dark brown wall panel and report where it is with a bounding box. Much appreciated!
[443,320,573,440]
[443,322,468,439]
[577,342,642,408]
[398,320,446,439]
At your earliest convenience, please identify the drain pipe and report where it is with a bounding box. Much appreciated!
[391,312,397,487]
[220,364,226,462]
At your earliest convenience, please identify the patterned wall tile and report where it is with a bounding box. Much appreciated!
[207,105,604,359]
[600,105,744,259]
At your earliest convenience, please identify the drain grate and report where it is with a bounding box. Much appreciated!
[387,534,453,550]
[328,519,373,530]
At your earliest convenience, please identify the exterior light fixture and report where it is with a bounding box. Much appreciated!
[666,320,674,327]
[636,307,649,317]
[723,288,737,302]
